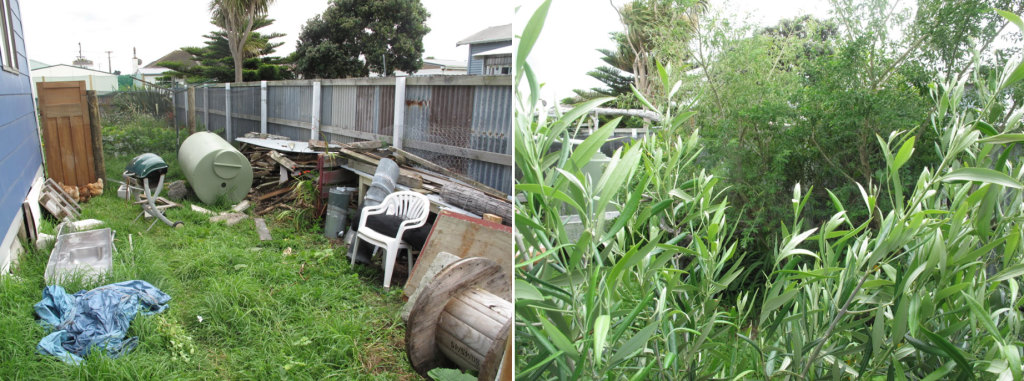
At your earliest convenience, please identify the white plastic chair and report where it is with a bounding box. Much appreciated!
[350,191,431,290]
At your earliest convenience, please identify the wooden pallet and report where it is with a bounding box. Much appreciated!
[39,178,81,221]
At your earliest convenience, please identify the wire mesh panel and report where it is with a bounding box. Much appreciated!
[173,89,187,128]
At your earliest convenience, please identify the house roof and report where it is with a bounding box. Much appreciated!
[30,63,117,76]
[456,24,513,46]
[29,59,50,70]
[422,58,467,69]
[472,45,512,58]
[144,49,197,69]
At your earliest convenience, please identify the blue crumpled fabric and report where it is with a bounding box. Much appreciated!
[33,280,171,364]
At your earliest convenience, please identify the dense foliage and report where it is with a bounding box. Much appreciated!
[516,1,1024,379]
[293,0,430,78]
[158,17,293,84]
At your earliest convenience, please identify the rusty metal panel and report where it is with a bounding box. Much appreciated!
[378,85,395,137]
[428,86,474,148]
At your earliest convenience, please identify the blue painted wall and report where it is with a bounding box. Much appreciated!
[0,0,43,241]
[467,41,512,75]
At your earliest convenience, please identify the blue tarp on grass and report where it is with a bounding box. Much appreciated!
[34,280,171,364]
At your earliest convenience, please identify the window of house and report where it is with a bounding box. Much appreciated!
[483,54,512,76]
[0,0,17,72]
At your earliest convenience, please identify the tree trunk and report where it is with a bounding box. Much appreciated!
[234,53,243,83]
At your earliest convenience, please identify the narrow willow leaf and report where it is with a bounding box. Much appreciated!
[516,0,551,74]
[941,167,1023,189]
[920,361,957,381]
[980,133,1024,145]
[609,322,659,366]
[760,288,799,324]
[998,9,1024,32]
[974,121,998,137]
[594,315,610,367]
[920,328,973,375]
[549,97,615,137]
[515,183,584,215]
[539,313,579,359]
[570,117,622,170]
[962,291,1003,344]
[893,136,916,171]
[989,263,1024,284]
[516,279,544,301]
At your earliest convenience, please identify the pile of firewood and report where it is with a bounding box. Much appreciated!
[241,144,320,215]
[60,179,104,203]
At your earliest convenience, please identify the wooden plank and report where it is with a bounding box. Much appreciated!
[267,150,297,171]
[254,218,272,241]
[56,116,77,185]
[403,140,511,166]
[69,115,90,185]
[256,186,292,201]
[41,116,63,184]
[391,147,506,198]
[483,214,502,224]
[86,90,105,182]
[404,210,513,297]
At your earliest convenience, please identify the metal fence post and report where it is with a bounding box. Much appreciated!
[225,83,232,141]
[392,76,406,150]
[203,85,209,131]
[260,80,268,134]
[311,81,321,140]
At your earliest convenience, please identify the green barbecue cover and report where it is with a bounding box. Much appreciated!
[124,153,168,179]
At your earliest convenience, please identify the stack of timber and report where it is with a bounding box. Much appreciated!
[236,133,512,222]
[336,143,512,225]
[240,141,321,216]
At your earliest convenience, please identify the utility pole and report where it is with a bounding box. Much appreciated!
[105,51,112,73]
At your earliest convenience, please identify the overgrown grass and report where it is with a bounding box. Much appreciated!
[0,115,418,380]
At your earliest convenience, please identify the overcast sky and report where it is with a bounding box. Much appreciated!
[516,0,833,103]
[20,0,512,73]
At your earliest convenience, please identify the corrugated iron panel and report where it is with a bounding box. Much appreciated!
[355,86,377,135]
[209,87,225,110]
[328,85,357,130]
[378,85,395,137]
[468,161,512,194]
[267,85,312,122]
[471,85,512,155]
[429,86,474,148]
[403,85,431,142]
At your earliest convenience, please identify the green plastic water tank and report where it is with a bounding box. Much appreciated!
[178,132,253,204]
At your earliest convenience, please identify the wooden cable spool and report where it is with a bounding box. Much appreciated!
[406,257,511,380]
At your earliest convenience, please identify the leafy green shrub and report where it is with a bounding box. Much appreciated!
[103,88,174,126]
[102,114,178,157]
[515,2,1024,379]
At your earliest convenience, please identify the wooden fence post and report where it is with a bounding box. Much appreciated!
[187,86,196,135]
[203,85,209,131]
[225,83,232,141]
[86,90,105,181]
[260,80,268,134]
[393,76,406,150]
[311,81,321,140]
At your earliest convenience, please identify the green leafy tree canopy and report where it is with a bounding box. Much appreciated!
[293,0,430,78]
[159,16,293,84]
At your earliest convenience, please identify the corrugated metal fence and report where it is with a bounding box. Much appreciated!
[172,76,512,194]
